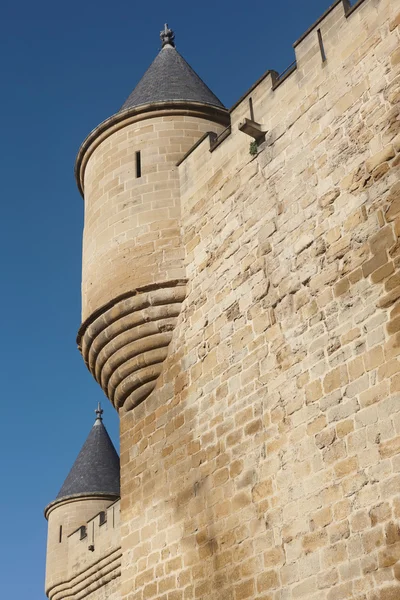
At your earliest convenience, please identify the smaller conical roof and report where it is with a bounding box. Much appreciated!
[119,25,225,112]
[56,405,120,501]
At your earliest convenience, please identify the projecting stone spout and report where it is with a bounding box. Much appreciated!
[78,282,186,412]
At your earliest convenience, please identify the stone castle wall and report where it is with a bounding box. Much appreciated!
[118,1,400,599]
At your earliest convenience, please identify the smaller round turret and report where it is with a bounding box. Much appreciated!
[44,405,120,600]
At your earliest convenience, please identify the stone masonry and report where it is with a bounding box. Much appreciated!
[46,0,400,599]
[45,499,121,600]
[117,2,400,599]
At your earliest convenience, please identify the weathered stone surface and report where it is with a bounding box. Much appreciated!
[319,189,340,208]
[294,233,314,255]
[385,183,400,222]
[366,145,395,172]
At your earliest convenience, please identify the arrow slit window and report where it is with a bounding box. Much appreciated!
[136,151,141,178]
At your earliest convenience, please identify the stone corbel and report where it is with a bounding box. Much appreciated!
[77,281,187,412]
[238,118,267,143]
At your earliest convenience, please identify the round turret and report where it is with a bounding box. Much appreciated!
[44,406,120,599]
[76,27,230,412]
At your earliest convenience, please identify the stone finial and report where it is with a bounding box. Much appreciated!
[160,23,175,48]
[95,402,103,421]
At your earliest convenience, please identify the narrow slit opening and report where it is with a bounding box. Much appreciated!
[249,97,255,121]
[59,525,62,543]
[317,29,327,62]
[135,151,141,178]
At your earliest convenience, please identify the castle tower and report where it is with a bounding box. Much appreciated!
[75,25,230,412]
[44,405,120,600]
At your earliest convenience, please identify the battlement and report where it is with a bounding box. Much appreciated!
[178,0,376,172]
[67,499,120,553]
[48,500,121,600]
[292,0,363,47]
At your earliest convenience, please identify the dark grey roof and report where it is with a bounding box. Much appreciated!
[56,414,120,501]
[119,45,225,112]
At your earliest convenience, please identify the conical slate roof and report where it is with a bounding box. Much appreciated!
[119,26,225,112]
[56,406,120,501]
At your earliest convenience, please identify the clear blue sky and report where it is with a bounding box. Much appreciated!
[0,0,340,597]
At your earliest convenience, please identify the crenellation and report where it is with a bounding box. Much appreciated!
[67,500,120,550]
[193,1,387,179]
[63,514,121,598]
